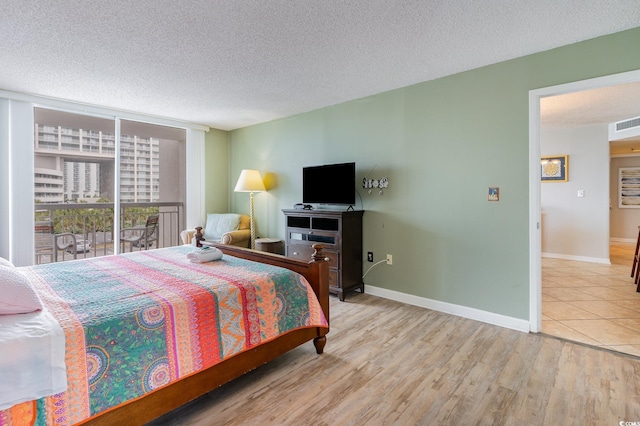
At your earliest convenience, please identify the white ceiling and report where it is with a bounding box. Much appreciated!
[541,82,640,154]
[1,1,640,131]
[541,83,640,129]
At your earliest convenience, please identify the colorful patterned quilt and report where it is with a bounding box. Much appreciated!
[0,246,327,425]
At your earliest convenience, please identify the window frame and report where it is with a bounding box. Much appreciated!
[0,91,207,266]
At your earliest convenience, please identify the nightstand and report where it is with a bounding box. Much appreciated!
[255,237,283,254]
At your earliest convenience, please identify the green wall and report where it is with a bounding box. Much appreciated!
[204,128,230,214]
[210,27,640,321]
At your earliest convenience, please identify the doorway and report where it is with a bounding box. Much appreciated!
[530,69,640,354]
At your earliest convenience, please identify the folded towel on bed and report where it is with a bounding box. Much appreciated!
[187,247,223,263]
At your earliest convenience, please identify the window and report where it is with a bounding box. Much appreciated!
[1,96,205,266]
[33,109,186,263]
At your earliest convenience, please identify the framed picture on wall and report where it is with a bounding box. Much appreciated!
[541,155,568,182]
[619,167,640,208]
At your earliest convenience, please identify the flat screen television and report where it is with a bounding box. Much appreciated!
[303,162,356,206]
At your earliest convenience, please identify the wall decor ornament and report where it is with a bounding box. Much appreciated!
[362,164,389,195]
[362,177,389,195]
[541,155,568,182]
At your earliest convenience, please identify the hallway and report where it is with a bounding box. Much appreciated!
[542,242,640,356]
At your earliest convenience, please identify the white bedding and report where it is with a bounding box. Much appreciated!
[0,309,67,410]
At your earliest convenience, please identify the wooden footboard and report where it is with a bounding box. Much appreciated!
[82,244,329,425]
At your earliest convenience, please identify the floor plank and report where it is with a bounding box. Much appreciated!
[149,294,640,425]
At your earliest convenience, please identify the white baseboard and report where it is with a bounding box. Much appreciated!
[364,285,530,333]
[610,237,635,244]
[541,252,610,265]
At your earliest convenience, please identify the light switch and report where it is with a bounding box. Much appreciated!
[577,190,585,198]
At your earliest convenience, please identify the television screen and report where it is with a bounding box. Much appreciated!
[303,162,356,205]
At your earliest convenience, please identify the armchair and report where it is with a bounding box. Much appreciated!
[120,214,159,252]
[180,213,251,248]
[34,220,78,264]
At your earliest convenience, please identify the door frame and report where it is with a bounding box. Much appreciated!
[528,69,640,332]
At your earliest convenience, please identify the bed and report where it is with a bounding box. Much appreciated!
[0,242,329,425]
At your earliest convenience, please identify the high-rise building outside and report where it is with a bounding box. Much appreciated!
[34,123,160,203]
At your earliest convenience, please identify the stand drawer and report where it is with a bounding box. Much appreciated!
[287,244,338,269]
[328,269,339,286]
[287,229,339,247]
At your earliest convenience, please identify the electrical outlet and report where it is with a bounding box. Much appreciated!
[386,254,393,265]
[367,252,374,262]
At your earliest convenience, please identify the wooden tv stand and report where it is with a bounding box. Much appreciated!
[283,209,364,301]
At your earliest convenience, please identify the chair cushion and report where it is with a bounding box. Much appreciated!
[238,214,251,230]
[0,266,43,315]
[204,213,241,241]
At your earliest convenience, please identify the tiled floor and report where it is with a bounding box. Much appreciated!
[542,242,640,356]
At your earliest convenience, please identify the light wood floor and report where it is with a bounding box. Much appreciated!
[149,293,640,425]
[542,243,640,357]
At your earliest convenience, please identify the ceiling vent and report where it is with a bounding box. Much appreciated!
[616,116,640,131]
[610,115,640,142]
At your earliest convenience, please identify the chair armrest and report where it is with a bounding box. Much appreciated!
[54,233,77,261]
[221,229,250,247]
[180,229,196,245]
[120,225,145,235]
[54,233,77,251]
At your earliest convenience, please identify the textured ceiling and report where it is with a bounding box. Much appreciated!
[541,82,640,154]
[541,83,640,129]
[1,1,640,130]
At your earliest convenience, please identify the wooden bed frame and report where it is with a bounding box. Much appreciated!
[82,242,329,425]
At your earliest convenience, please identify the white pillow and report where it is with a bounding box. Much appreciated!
[0,266,43,315]
[0,257,14,268]
[204,213,241,241]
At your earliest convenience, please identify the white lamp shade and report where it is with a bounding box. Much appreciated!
[234,169,266,192]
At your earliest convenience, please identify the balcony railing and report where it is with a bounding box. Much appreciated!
[34,201,184,264]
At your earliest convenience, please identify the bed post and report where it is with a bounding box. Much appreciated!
[194,226,204,247]
[310,243,329,354]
